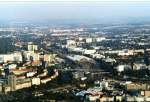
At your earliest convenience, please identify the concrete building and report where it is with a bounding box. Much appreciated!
[84,49,96,55]
[13,52,23,62]
[133,63,147,70]
[23,51,40,61]
[28,42,38,51]
[66,40,76,48]
[96,37,106,42]
[85,38,93,43]
[126,83,147,90]
[141,90,150,97]
[118,49,134,56]
[5,64,17,70]
[0,52,22,63]
[8,75,16,91]
[32,78,41,85]
[43,54,56,62]
[116,65,132,72]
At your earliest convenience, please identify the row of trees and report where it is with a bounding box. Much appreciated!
[0,38,15,54]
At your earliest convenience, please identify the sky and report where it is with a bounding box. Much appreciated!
[0,0,150,24]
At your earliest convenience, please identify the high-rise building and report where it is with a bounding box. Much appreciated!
[8,75,16,91]
[27,42,38,51]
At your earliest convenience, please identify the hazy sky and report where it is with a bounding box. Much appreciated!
[0,1,150,23]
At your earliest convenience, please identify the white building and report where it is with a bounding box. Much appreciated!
[13,52,23,62]
[92,54,105,59]
[23,51,40,61]
[84,49,96,55]
[67,55,93,62]
[0,55,5,63]
[43,54,56,62]
[28,43,38,51]
[116,65,131,72]
[3,54,14,62]
[94,80,109,89]
[5,64,17,70]
[133,63,147,70]
[32,78,41,85]
[86,38,93,43]
[66,40,76,48]
[118,49,134,56]
[79,37,83,41]
[67,40,76,46]
[68,47,84,53]
[0,52,22,63]
[96,37,106,42]
[104,57,116,63]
